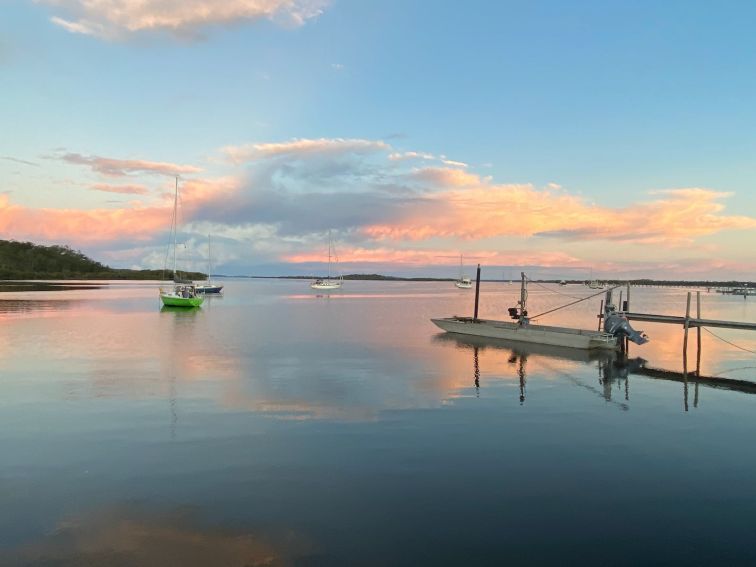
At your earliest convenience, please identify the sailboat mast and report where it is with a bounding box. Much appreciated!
[327,230,332,280]
[459,253,463,280]
[172,176,178,279]
[519,271,528,325]
[207,234,212,283]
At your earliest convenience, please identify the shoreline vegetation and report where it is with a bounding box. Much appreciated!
[0,240,205,281]
[0,240,752,287]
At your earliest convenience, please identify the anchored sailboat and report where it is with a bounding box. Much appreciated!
[586,268,604,289]
[432,272,648,350]
[454,254,472,289]
[310,231,343,290]
[159,177,204,308]
[195,234,223,295]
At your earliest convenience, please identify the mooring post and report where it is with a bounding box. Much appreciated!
[683,291,692,366]
[626,283,631,312]
[597,299,604,332]
[473,264,481,322]
[696,291,702,377]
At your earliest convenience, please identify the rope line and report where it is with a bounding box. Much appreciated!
[526,279,585,300]
[528,282,622,321]
[702,327,756,356]
[710,365,756,378]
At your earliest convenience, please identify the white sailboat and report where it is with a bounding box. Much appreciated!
[310,231,343,290]
[585,268,604,289]
[195,234,224,294]
[454,254,473,289]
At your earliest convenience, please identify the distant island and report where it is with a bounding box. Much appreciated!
[270,274,456,282]
[0,239,205,280]
[238,275,754,287]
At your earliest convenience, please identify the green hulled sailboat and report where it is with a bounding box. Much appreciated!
[159,176,204,308]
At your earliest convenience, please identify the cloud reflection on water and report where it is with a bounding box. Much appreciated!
[8,505,314,567]
[0,282,754,421]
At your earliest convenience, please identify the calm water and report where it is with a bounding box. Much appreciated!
[1,280,756,566]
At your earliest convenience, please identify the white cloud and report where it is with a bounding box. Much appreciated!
[36,0,330,40]
[221,138,390,163]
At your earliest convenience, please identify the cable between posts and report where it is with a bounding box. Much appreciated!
[528,283,622,321]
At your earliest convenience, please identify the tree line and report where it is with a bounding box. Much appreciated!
[0,240,205,280]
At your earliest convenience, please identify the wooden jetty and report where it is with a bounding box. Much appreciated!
[602,287,756,385]
[622,312,756,331]
[602,287,756,339]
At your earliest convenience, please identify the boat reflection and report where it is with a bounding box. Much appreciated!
[434,332,622,406]
[435,332,756,410]
[160,304,201,315]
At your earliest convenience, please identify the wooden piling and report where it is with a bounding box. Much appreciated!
[683,291,691,368]
[696,291,702,378]
[473,264,481,322]
[597,299,604,331]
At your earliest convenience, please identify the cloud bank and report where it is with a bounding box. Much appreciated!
[3,137,755,278]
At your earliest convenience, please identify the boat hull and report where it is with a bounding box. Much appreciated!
[310,282,342,290]
[196,285,224,294]
[431,317,618,350]
[454,282,473,289]
[160,294,204,307]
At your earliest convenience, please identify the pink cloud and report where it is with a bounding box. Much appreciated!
[39,0,329,40]
[364,173,756,245]
[91,183,149,195]
[0,194,167,243]
[61,153,201,177]
[0,176,237,245]
[284,246,582,268]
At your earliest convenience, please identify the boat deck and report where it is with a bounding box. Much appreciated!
[432,317,618,350]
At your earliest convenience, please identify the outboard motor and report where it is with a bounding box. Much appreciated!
[604,306,649,345]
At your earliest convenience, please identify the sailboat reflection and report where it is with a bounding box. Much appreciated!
[435,332,756,410]
[160,305,201,314]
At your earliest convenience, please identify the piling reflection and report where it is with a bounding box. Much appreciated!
[435,332,756,411]
[434,333,619,406]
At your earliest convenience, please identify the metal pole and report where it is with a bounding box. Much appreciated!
[473,264,481,322]
[172,176,178,280]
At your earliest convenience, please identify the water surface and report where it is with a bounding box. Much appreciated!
[1,280,755,565]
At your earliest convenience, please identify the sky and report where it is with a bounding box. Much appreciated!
[1,0,755,279]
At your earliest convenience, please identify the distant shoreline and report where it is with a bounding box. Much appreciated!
[1,274,753,287]
[218,275,755,287]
